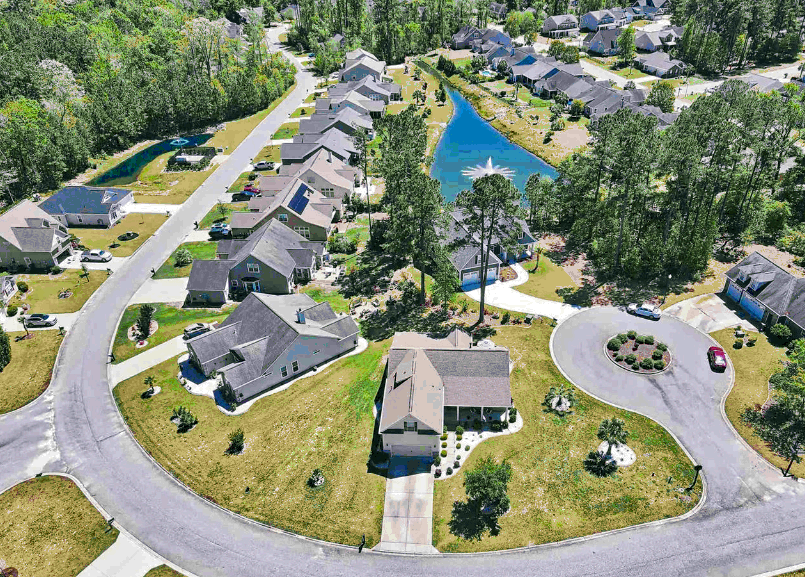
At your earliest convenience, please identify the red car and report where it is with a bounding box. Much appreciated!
[243,183,260,193]
[707,346,728,372]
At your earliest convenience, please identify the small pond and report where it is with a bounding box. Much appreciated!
[430,87,558,202]
[89,134,213,187]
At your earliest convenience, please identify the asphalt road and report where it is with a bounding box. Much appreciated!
[2,33,805,577]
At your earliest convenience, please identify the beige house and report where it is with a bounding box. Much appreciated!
[277,149,358,200]
[0,200,73,269]
[378,330,512,458]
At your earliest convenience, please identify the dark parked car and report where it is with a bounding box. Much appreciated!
[707,346,728,372]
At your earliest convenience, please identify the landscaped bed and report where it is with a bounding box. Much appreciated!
[73,213,169,257]
[113,342,389,547]
[431,324,701,552]
[10,269,107,314]
[0,329,62,414]
[0,475,118,577]
[153,242,217,279]
[606,331,671,373]
[112,303,232,363]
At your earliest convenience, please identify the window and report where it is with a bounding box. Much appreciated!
[474,255,479,265]
[293,226,311,239]
[292,361,299,372]
[321,187,334,197]
[313,350,320,355]
[278,213,288,222]
[247,262,260,273]
[404,421,418,432]
[281,366,288,377]
[231,279,238,287]
[76,215,83,223]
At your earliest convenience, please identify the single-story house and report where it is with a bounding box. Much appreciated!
[583,28,621,55]
[379,330,512,457]
[635,51,685,77]
[634,27,683,52]
[542,14,580,38]
[0,200,73,269]
[186,292,359,402]
[187,220,325,304]
[733,73,785,94]
[452,25,483,49]
[723,252,805,337]
[230,178,338,240]
[39,185,133,228]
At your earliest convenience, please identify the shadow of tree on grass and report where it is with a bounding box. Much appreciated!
[448,500,500,541]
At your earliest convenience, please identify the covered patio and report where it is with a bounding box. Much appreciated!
[444,405,511,430]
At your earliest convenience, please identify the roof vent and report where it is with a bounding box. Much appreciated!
[296,308,306,324]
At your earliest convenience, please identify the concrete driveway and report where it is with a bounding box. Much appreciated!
[1,313,79,333]
[663,293,753,333]
[129,278,188,305]
[61,253,128,272]
[375,458,438,554]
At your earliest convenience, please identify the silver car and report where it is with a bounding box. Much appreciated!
[183,322,213,339]
[627,302,662,320]
[81,249,113,262]
[23,313,58,327]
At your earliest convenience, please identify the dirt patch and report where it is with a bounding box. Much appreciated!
[553,127,589,153]
[536,234,588,287]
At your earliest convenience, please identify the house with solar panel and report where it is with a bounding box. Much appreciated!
[39,185,133,228]
[186,292,360,402]
[230,178,339,240]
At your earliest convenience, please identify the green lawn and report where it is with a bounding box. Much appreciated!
[145,567,185,577]
[0,476,119,577]
[432,324,702,552]
[153,242,217,279]
[199,202,248,229]
[112,303,233,363]
[609,65,644,79]
[661,261,730,309]
[10,270,107,314]
[72,213,168,257]
[113,342,389,547]
[271,123,299,140]
[0,329,62,414]
[712,328,802,477]
[299,286,350,313]
[515,257,576,302]
[303,92,318,103]
[290,106,313,118]
[254,144,282,164]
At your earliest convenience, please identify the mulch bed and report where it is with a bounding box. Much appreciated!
[607,334,671,374]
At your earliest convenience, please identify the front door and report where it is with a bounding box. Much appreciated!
[245,280,260,292]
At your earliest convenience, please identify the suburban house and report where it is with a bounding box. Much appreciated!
[327,76,401,103]
[186,292,360,402]
[340,51,386,82]
[490,1,508,20]
[451,25,483,49]
[235,6,263,25]
[187,220,325,304]
[329,33,346,49]
[281,129,359,166]
[378,330,512,457]
[542,14,580,37]
[632,0,668,16]
[494,46,537,71]
[322,91,386,118]
[470,29,512,52]
[635,26,684,52]
[230,178,338,240]
[733,73,785,94]
[583,28,621,55]
[276,148,358,200]
[297,108,374,139]
[580,9,618,31]
[0,200,73,269]
[533,70,590,98]
[635,51,685,77]
[723,252,805,337]
[0,275,17,302]
[39,185,133,228]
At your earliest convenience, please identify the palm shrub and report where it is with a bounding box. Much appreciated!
[137,304,156,339]
[172,406,198,432]
[227,428,245,454]
[307,468,325,488]
[543,384,577,414]
[584,450,618,477]
[597,417,629,456]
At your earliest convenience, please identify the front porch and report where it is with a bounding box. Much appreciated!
[443,405,511,430]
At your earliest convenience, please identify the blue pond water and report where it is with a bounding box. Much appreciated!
[89,134,213,187]
[430,88,558,202]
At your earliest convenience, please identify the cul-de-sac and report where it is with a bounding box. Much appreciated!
[2,1,805,576]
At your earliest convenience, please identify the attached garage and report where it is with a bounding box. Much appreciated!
[726,282,742,303]
[739,293,766,321]
[391,444,433,457]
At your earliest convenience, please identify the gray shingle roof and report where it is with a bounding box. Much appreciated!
[39,186,131,217]
[725,252,801,318]
[187,259,232,292]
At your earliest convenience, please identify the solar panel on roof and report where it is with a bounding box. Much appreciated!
[288,183,311,214]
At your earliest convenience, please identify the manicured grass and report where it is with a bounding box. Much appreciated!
[254,144,282,164]
[432,324,702,552]
[112,303,233,364]
[290,106,313,118]
[0,329,62,414]
[661,264,729,309]
[145,567,185,577]
[228,171,255,194]
[132,155,215,205]
[451,56,471,68]
[303,92,318,103]
[390,65,455,154]
[0,476,118,577]
[72,213,168,257]
[299,286,350,313]
[712,328,802,477]
[515,257,576,302]
[609,65,644,79]
[153,242,217,279]
[113,342,389,547]
[271,123,299,140]
[10,270,106,314]
[199,202,249,229]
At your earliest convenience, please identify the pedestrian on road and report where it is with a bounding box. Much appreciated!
[109,352,115,363]
[358,534,365,553]
[194,221,199,229]
[151,268,156,276]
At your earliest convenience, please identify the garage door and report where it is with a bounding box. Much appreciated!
[462,271,479,289]
[726,282,742,303]
[740,294,766,321]
[391,445,431,457]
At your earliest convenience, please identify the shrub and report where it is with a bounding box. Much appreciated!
[441,449,447,457]
[653,360,665,370]
[6,305,17,317]
[640,358,654,369]
[491,421,502,432]
[625,353,637,364]
[656,342,668,351]
[441,441,447,448]
[734,338,744,349]
[307,468,325,488]
[502,420,509,429]
[248,172,258,181]
[501,311,510,324]
[434,468,442,477]
[454,460,460,468]
[434,456,441,466]
[174,248,193,267]
[632,363,641,370]
[747,337,757,346]
[627,330,636,339]
[584,450,618,477]
[227,428,245,454]
[643,335,655,345]
[652,349,663,360]
[50,265,63,274]
[456,443,462,449]
[770,323,793,342]
[635,335,644,344]
[446,467,453,475]
[456,434,462,441]
[607,338,623,351]
[509,407,517,423]
[465,444,470,450]
[0,327,10,371]
[456,425,464,435]
[137,303,156,339]
[440,433,448,440]
[617,333,628,341]
[615,355,624,362]
[171,406,198,432]
[17,281,28,293]
[327,233,358,254]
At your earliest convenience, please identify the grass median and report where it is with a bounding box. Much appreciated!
[0,329,62,414]
[113,341,388,547]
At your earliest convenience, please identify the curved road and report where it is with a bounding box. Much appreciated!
[2,34,805,576]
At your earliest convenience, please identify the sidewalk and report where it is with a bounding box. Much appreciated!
[130,278,188,305]
[110,335,188,384]
[123,203,184,214]
[77,533,161,577]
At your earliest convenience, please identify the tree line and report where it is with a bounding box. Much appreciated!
[0,0,296,201]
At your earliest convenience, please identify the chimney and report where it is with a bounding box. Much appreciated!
[327,149,332,163]
[296,308,306,324]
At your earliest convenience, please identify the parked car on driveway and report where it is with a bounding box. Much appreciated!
[627,302,662,320]
[183,322,213,339]
[209,223,231,237]
[81,249,113,262]
[707,346,728,372]
[243,183,260,193]
[23,313,58,327]
[253,161,274,170]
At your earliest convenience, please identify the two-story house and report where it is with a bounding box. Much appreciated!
[0,201,74,269]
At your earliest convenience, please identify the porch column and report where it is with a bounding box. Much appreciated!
[456,406,459,421]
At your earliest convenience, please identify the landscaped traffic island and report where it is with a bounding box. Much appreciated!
[607,331,671,373]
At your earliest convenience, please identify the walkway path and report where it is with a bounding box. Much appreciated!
[110,336,187,385]
[124,203,184,215]
[77,533,162,577]
[375,458,438,554]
